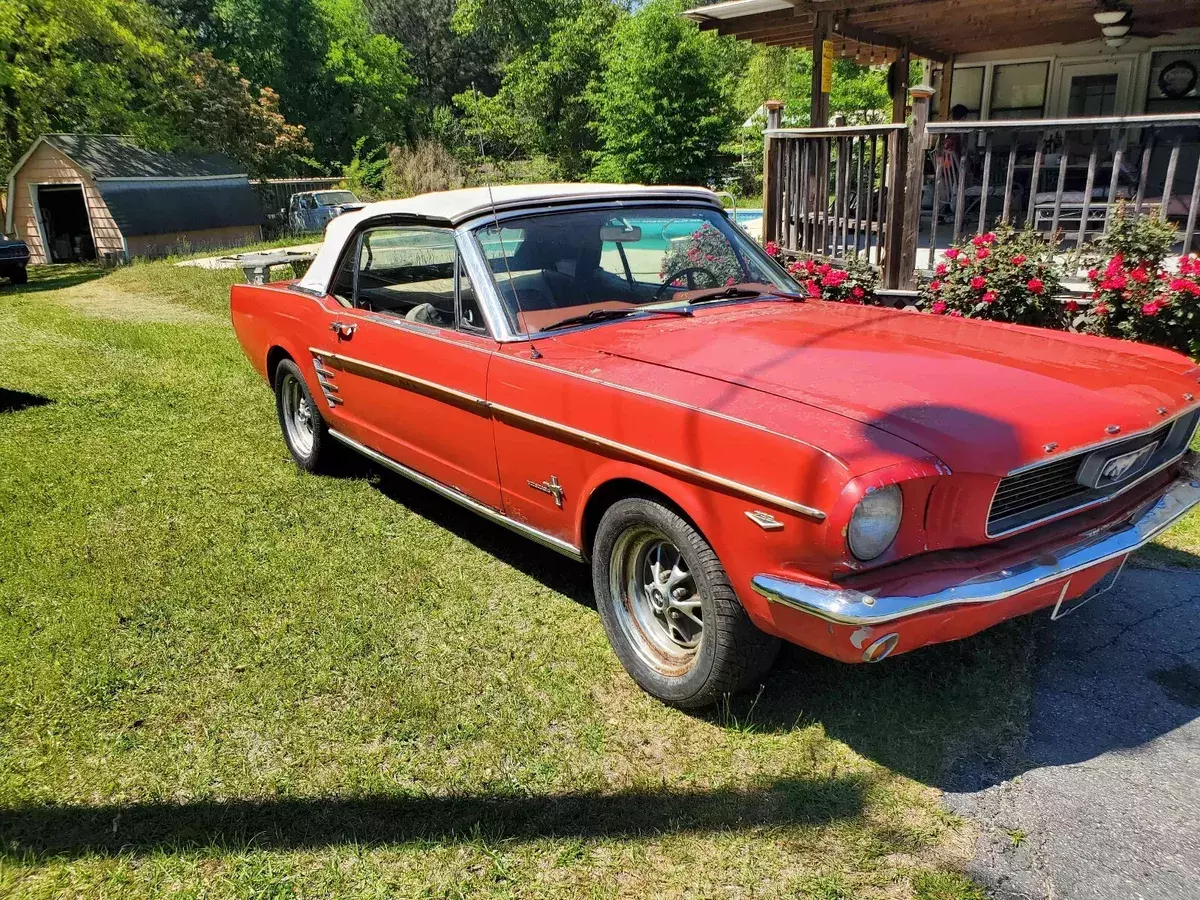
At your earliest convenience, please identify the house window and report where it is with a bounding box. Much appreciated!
[990,62,1048,119]
[1146,50,1200,115]
[1068,74,1119,117]
[950,66,985,120]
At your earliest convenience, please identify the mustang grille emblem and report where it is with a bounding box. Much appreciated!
[1078,441,1159,489]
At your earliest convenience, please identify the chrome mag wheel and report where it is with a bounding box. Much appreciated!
[280,371,315,458]
[610,527,704,674]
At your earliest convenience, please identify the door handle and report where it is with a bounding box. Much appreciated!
[330,321,357,338]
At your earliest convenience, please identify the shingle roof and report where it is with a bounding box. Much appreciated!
[98,179,263,236]
[43,134,244,179]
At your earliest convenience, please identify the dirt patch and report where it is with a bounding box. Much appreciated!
[58,282,219,325]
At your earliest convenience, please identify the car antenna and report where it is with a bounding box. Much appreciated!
[471,83,540,359]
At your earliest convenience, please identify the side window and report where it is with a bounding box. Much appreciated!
[330,241,356,307]
[457,253,486,333]
[355,227,457,327]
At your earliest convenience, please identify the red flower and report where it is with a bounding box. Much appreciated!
[1130,267,1149,284]
[949,310,964,317]
[1170,278,1200,296]
[787,261,804,275]
[1100,274,1127,291]
[817,263,832,276]
[970,276,987,290]
[1087,268,1099,281]
[982,291,998,304]
[971,232,996,248]
[1011,254,1027,266]
[1027,278,1045,294]
[975,247,991,261]
[930,280,943,292]
[725,276,736,286]
[824,269,848,287]
[1142,301,1162,316]
[945,248,960,260]
[930,300,947,314]
[935,262,948,276]
[1066,300,1080,313]
[1094,303,1110,316]
[1105,254,1125,277]
[806,280,821,298]
[764,241,780,258]
[851,285,865,300]
[804,259,818,274]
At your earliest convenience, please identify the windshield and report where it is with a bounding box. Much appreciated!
[315,191,358,207]
[470,205,800,334]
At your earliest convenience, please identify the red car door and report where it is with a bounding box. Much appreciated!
[309,225,502,509]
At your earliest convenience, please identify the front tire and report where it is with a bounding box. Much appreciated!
[10,266,28,285]
[274,359,334,473]
[592,497,779,708]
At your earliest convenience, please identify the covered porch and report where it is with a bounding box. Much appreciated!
[686,0,1200,288]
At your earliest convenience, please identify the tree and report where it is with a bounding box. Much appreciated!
[151,0,413,166]
[590,0,735,185]
[454,0,623,179]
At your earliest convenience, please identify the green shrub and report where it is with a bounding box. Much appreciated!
[919,226,1064,326]
[1079,207,1199,356]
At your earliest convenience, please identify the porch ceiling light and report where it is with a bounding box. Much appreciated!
[1093,10,1129,25]
[1106,36,1131,48]
[1102,23,1131,37]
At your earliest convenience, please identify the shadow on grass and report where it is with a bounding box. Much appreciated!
[0,388,52,414]
[0,775,866,859]
[3,264,107,295]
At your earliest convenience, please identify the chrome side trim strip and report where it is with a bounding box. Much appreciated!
[312,349,490,412]
[488,400,826,521]
[328,429,584,562]
[311,348,827,522]
[752,469,1200,627]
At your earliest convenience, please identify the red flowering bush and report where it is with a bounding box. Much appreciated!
[661,223,744,287]
[785,253,878,303]
[918,227,1064,326]
[1079,208,1198,355]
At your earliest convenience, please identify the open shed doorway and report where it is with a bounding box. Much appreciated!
[36,185,96,263]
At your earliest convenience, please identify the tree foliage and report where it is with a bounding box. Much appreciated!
[590,0,735,185]
[454,0,622,179]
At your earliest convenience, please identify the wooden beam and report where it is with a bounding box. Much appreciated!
[831,20,949,63]
[811,11,831,128]
[936,57,955,121]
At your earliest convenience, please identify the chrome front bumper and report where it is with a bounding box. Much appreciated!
[752,474,1200,627]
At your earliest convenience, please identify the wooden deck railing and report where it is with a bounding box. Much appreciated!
[762,124,908,281]
[763,104,1200,288]
[922,112,1200,269]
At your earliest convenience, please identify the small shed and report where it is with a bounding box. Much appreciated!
[4,134,263,264]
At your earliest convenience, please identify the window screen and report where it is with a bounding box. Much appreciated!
[990,62,1048,119]
[950,67,985,120]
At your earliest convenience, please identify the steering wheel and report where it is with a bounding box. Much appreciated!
[654,266,721,300]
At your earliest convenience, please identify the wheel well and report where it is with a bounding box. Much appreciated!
[580,478,697,561]
[266,346,293,388]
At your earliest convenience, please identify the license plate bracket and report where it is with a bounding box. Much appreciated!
[1050,555,1128,621]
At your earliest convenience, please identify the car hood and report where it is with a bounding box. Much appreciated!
[554,300,1200,475]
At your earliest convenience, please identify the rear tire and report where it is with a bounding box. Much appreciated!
[274,359,334,473]
[592,497,779,708]
[9,267,27,285]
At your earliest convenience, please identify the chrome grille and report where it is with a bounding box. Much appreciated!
[987,418,1189,537]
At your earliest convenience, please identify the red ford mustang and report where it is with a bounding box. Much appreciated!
[231,184,1200,708]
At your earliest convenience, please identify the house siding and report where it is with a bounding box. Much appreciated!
[10,142,124,264]
[124,224,261,259]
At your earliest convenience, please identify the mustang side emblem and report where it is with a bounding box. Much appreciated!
[528,475,565,508]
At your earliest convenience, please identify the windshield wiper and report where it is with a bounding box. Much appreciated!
[686,285,806,305]
[540,306,693,333]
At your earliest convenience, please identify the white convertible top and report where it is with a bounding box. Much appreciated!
[297,183,720,295]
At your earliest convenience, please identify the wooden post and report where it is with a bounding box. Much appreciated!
[883,126,907,289]
[889,48,910,124]
[762,99,784,244]
[937,59,955,121]
[810,12,831,128]
[899,85,936,290]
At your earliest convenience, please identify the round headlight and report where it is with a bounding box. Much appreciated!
[848,485,903,561]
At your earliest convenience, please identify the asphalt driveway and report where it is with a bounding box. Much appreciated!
[946,565,1200,899]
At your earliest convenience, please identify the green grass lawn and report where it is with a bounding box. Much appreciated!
[0,259,1192,898]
